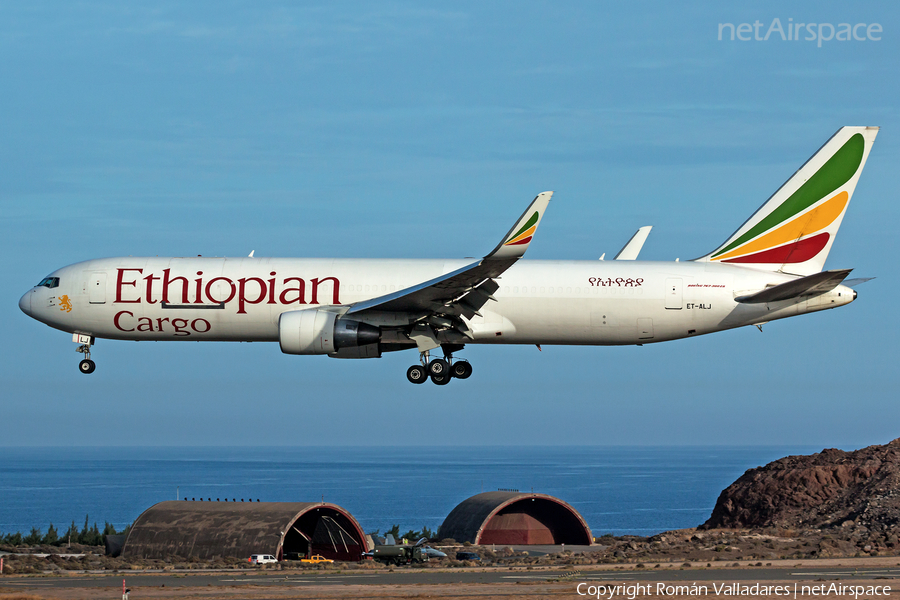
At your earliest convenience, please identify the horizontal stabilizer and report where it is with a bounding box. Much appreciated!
[735,269,852,304]
[614,226,652,260]
[843,277,875,287]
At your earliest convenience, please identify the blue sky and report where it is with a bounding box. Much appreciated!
[2,1,898,447]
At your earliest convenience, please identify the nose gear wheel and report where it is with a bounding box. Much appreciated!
[76,343,96,374]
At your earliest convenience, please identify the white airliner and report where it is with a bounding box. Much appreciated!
[19,127,877,384]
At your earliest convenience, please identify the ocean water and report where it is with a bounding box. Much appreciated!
[0,446,817,539]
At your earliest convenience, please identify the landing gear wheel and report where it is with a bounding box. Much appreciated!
[79,359,96,374]
[431,374,450,385]
[451,361,472,379]
[406,365,427,384]
[428,358,449,377]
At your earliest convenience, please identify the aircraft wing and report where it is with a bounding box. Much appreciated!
[735,268,853,304]
[346,192,552,322]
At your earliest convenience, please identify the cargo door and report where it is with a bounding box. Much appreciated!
[665,278,682,309]
[89,272,107,304]
[637,318,654,340]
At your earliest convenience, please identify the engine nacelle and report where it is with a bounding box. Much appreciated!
[279,309,381,355]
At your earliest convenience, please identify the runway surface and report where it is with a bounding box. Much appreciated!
[3,564,899,590]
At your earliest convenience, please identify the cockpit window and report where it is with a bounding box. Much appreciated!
[37,277,60,289]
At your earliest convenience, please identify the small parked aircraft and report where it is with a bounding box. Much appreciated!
[364,534,446,564]
[19,127,877,384]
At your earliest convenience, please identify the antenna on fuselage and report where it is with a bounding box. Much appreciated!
[248,250,255,257]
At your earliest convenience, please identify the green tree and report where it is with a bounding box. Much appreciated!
[386,524,400,540]
[394,526,437,542]
[88,522,101,546]
[65,520,79,545]
[24,527,43,545]
[43,523,59,545]
[6,532,23,546]
[79,514,90,544]
[103,522,117,536]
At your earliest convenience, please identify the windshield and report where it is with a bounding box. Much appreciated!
[37,277,59,289]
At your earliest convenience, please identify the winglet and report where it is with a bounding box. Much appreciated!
[614,226,652,260]
[485,191,553,260]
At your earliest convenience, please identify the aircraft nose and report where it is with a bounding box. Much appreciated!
[18,290,32,317]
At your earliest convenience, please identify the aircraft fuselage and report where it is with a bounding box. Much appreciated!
[19,256,855,348]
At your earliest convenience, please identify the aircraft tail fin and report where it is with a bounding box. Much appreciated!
[696,126,878,276]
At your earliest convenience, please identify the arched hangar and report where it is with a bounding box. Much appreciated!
[438,492,592,545]
[122,500,367,561]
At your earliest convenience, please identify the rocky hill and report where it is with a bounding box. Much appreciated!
[702,438,900,533]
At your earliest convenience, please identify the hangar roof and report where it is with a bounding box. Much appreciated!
[438,491,592,545]
[123,500,366,561]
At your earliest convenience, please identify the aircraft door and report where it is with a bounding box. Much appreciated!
[665,278,682,309]
[637,318,654,340]
[89,273,107,304]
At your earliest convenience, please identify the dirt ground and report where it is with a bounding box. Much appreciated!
[4,582,565,600]
[3,526,897,576]
[1,576,898,600]
[3,557,900,600]
[3,528,900,599]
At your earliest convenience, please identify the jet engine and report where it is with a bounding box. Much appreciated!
[278,309,381,356]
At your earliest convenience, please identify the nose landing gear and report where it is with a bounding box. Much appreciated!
[76,342,95,374]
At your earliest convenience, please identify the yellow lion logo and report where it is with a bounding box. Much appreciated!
[59,295,73,313]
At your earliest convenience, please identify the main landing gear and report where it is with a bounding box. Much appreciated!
[77,343,95,374]
[406,348,472,385]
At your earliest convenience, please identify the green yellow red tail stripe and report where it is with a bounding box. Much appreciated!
[698,127,877,275]
[713,191,848,262]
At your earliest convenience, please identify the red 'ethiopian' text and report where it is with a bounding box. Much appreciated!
[114,268,341,314]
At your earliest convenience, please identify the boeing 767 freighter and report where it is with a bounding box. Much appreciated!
[19,126,877,384]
